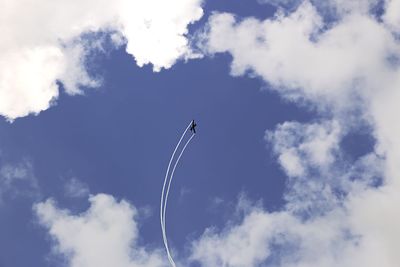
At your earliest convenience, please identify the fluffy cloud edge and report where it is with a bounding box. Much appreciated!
[34,194,167,267]
[0,0,204,121]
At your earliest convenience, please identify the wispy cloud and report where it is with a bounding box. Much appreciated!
[0,159,40,204]
[63,178,90,199]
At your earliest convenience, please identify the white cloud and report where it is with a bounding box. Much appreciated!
[383,0,400,30]
[0,47,64,121]
[264,120,384,218]
[265,121,348,216]
[0,0,203,120]
[260,0,380,17]
[191,1,400,266]
[191,197,357,267]
[190,154,391,267]
[64,178,90,198]
[201,1,399,112]
[34,194,167,267]
[0,159,39,203]
[266,120,341,177]
[191,208,285,267]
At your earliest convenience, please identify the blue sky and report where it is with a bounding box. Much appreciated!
[1,1,400,267]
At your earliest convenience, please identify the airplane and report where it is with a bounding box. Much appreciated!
[190,120,197,134]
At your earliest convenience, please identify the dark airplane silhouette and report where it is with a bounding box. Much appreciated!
[190,120,197,134]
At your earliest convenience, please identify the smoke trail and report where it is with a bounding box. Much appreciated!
[160,122,193,266]
[160,123,191,240]
[162,133,195,265]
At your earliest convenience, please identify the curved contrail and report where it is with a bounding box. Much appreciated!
[163,133,195,229]
[162,133,195,265]
[160,123,191,236]
[160,122,193,266]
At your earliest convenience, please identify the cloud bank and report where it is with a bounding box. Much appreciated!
[0,0,203,120]
[191,0,400,266]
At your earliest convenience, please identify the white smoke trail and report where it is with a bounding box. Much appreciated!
[162,133,195,266]
[160,122,193,266]
[160,123,191,238]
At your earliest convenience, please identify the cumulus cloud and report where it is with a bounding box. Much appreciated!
[192,194,400,267]
[34,194,167,267]
[191,206,286,267]
[201,1,400,112]
[0,159,39,203]
[191,202,354,267]
[0,0,203,120]
[266,121,341,177]
[191,1,400,266]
